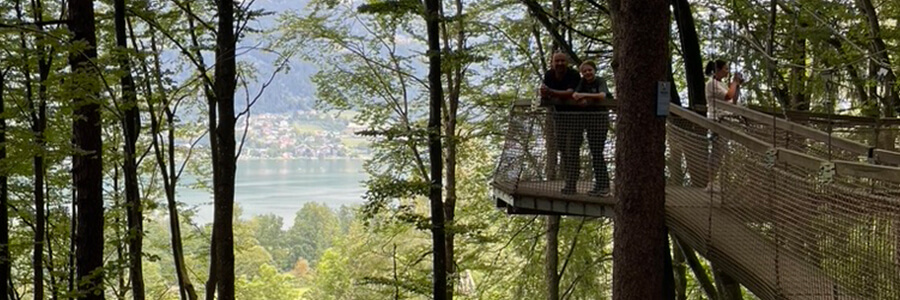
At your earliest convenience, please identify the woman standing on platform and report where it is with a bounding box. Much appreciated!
[705,59,743,120]
[567,60,612,197]
[704,59,743,192]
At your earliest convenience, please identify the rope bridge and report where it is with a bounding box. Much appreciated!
[490,100,900,299]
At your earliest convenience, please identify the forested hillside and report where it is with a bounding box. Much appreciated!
[0,0,897,299]
[234,0,319,113]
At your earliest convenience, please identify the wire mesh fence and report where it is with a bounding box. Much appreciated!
[491,105,616,199]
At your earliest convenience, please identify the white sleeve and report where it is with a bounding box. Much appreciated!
[705,79,730,119]
[705,80,716,104]
[716,81,728,98]
[706,80,728,102]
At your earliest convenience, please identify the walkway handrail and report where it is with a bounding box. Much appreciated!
[706,100,873,155]
[514,98,618,108]
[875,149,900,165]
[705,99,900,165]
[671,103,900,184]
[749,104,900,126]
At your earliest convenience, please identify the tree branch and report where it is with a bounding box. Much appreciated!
[518,0,581,64]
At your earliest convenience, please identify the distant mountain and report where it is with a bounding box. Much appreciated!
[237,0,320,113]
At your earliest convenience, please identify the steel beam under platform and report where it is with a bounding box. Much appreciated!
[491,180,615,217]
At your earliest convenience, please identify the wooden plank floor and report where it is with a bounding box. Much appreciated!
[666,188,857,300]
[493,181,859,300]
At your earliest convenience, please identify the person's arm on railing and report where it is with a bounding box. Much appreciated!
[572,91,607,101]
[541,84,575,99]
[539,70,576,106]
[572,77,614,104]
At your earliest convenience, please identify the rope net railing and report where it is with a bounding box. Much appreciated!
[667,104,900,299]
[710,101,866,163]
[719,102,900,162]
[748,105,900,151]
[796,120,900,159]
[492,102,900,299]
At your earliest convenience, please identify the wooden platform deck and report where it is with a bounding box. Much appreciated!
[666,189,857,300]
[492,181,858,300]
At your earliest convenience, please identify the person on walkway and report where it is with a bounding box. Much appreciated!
[571,60,612,197]
[705,59,743,120]
[704,59,743,192]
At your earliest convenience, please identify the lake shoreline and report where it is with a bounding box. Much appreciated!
[178,159,369,226]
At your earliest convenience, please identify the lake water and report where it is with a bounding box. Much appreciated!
[177,159,368,226]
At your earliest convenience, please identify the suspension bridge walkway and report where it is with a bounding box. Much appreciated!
[490,99,900,299]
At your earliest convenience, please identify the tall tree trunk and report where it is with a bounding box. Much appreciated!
[532,20,548,73]
[713,267,742,300]
[765,0,779,109]
[445,140,456,300]
[33,139,45,300]
[18,0,47,296]
[69,0,105,299]
[209,0,237,299]
[520,0,580,65]
[545,216,560,300]
[858,0,900,118]
[45,185,60,300]
[167,90,198,300]
[671,235,687,300]
[439,0,466,297]
[113,167,126,300]
[826,38,869,109]
[669,0,708,188]
[670,0,705,109]
[868,61,879,112]
[113,0,144,298]
[162,97,198,300]
[789,14,808,111]
[609,0,669,299]
[140,28,198,300]
[857,0,898,117]
[0,68,10,300]
[180,1,220,298]
[789,45,807,110]
[424,0,447,297]
[544,2,566,298]
[29,0,59,296]
[764,0,790,111]
[551,0,562,51]
[674,237,718,300]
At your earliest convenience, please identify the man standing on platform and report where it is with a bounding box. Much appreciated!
[539,52,582,195]
[540,52,581,106]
